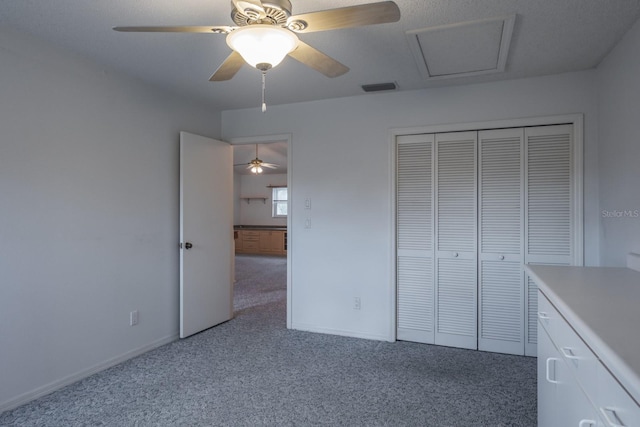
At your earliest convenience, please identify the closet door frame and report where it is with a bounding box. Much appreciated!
[389,114,583,342]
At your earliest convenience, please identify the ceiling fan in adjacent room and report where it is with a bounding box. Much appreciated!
[235,144,279,174]
[114,0,401,110]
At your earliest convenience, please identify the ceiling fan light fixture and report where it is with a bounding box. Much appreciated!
[226,25,299,70]
[251,165,263,174]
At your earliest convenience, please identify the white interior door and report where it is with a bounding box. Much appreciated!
[477,128,524,355]
[180,131,233,339]
[434,131,478,350]
[396,134,435,344]
[524,123,574,355]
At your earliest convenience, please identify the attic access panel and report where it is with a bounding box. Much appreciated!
[406,15,515,80]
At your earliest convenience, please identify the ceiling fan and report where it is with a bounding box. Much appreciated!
[234,144,279,174]
[113,1,401,84]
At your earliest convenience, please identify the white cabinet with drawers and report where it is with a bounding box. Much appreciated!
[529,265,640,427]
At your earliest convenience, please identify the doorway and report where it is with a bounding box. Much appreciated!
[230,134,292,328]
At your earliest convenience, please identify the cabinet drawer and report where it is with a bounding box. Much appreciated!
[538,291,598,396]
[596,361,640,427]
[555,316,598,399]
[537,291,561,341]
[243,241,259,250]
[242,231,260,237]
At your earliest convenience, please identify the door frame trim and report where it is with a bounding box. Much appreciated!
[228,133,293,329]
[388,114,584,342]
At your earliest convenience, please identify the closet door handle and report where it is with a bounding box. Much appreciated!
[452,252,459,258]
[579,420,596,427]
[498,255,505,260]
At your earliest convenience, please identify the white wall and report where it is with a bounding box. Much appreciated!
[597,18,640,266]
[0,28,221,410]
[222,71,600,341]
[233,172,242,225]
[236,173,287,226]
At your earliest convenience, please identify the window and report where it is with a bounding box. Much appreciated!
[272,187,288,217]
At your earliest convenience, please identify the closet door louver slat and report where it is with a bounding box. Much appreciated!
[396,135,435,343]
[478,129,524,355]
[437,258,476,337]
[479,261,523,347]
[434,132,477,350]
[397,257,433,339]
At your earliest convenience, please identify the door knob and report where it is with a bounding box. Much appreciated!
[184,242,193,250]
[499,255,505,260]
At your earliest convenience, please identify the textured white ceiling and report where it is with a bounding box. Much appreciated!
[2,0,640,111]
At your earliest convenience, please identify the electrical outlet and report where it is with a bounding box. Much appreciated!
[130,310,139,326]
[354,297,361,310]
[304,218,311,229]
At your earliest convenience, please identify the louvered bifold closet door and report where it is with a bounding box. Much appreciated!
[477,128,524,355]
[434,131,478,350]
[524,124,574,356]
[396,134,435,344]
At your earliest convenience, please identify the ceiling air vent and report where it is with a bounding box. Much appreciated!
[406,15,516,81]
[361,82,397,92]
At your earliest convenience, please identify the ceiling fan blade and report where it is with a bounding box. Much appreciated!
[113,26,235,34]
[210,51,245,81]
[287,1,400,34]
[261,163,279,169]
[288,41,349,78]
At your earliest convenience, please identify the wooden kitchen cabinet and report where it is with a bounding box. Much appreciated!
[235,229,286,256]
[234,230,243,251]
[260,230,284,254]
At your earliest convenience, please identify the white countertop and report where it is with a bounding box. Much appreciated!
[526,265,640,405]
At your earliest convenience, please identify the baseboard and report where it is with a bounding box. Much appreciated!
[291,322,392,342]
[0,333,179,414]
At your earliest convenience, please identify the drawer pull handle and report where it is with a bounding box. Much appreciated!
[579,421,596,427]
[561,347,579,360]
[546,358,558,384]
[600,407,625,427]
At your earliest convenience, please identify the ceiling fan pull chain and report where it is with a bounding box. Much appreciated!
[261,71,267,113]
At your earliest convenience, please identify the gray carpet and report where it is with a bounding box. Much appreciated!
[0,254,536,426]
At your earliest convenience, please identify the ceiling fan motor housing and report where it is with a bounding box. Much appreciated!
[231,0,292,26]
